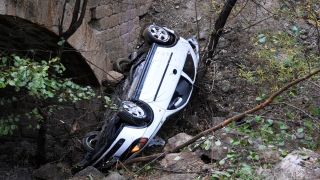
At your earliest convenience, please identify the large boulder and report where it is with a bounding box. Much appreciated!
[149,151,204,180]
[69,166,104,180]
[164,133,193,151]
[260,149,320,180]
[33,163,72,180]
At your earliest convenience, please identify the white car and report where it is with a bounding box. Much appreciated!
[81,24,199,168]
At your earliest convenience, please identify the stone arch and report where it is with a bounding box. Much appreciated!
[0,0,152,85]
[0,15,99,85]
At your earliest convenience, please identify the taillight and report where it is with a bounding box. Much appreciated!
[130,138,148,153]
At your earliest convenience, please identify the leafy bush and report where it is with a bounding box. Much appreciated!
[0,54,96,135]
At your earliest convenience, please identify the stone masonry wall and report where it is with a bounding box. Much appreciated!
[89,0,151,64]
[0,0,152,84]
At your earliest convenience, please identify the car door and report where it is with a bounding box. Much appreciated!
[167,50,197,110]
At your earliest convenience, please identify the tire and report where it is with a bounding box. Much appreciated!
[143,24,171,45]
[82,131,100,152]
[114,58,131,72]
[118,101,152,125]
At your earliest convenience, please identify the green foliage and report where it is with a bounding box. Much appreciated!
[201,135,214,150]
[0,114,19,135]
[0,54,95,101]
[205,1,320,179]
[57,37,65,46]
[239,30,320,92]
[211,162,262,179]
[104,96,118,110]
[0,54,96,136]
[206,106,318,178]
[255,93,267,101]
[294,0,320,27]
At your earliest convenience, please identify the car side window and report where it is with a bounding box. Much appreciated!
[182,52,195,80]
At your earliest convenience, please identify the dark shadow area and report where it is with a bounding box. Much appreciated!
[0,15,99,86]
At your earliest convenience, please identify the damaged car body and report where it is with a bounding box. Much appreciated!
[81,24,199,169]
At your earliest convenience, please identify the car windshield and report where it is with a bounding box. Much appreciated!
[127,61,146,99]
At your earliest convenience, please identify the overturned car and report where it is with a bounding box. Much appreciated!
[81,24,199,168]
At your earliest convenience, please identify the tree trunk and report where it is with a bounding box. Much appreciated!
[207,0,238,63]
[58,0,88,58]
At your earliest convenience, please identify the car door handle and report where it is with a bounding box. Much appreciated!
[173,97,183,107]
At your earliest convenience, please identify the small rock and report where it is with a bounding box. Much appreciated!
[200,145,228,161]
[148,136,165,146]
[257,148,280,163]
[199,131,237,161]
[164,133,193,151]
[198,32,207,40]
[300,35,308,40]
[153,6,163,13]
[103,172,125,180]
[104,71,124,84]
[71,166,104,180]
[219,49,227,55]
[252,138,263,150]
[175,6,179,9]
[255,166,272,178]
[219,80,231,93]
[160,151,204,171]
[233,101,243,112]
[174,0,181,5]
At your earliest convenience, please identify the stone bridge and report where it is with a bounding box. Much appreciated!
[0,0,151,85]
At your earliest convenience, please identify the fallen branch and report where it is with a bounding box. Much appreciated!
[124,66,320,165]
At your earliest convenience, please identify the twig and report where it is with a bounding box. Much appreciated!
[115,160,132,174]
[307,80,320,89]
[228,0,249,21]
[152,166,209,175]
[195,0,200,44]
[125,152,166,179]
[271,102,316,121]
[245,114,305,126]
[251,0,277,16]
[305,3,320,55]
[241,15,273,31]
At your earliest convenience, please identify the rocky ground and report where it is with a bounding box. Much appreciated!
[1,0,320,179]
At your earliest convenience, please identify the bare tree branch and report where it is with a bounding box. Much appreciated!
[62,0,88,40]
[59,0,68,36]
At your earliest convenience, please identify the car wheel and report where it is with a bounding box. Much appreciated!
[118,101,151,125]
[143,24,171,45]
[82,131,99,152]
[115,58,131,72]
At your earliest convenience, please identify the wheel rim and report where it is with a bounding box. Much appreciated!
[87,137,96,149]
[84,132,99,151]
[122,101,146,118]
[149,25,170,42]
